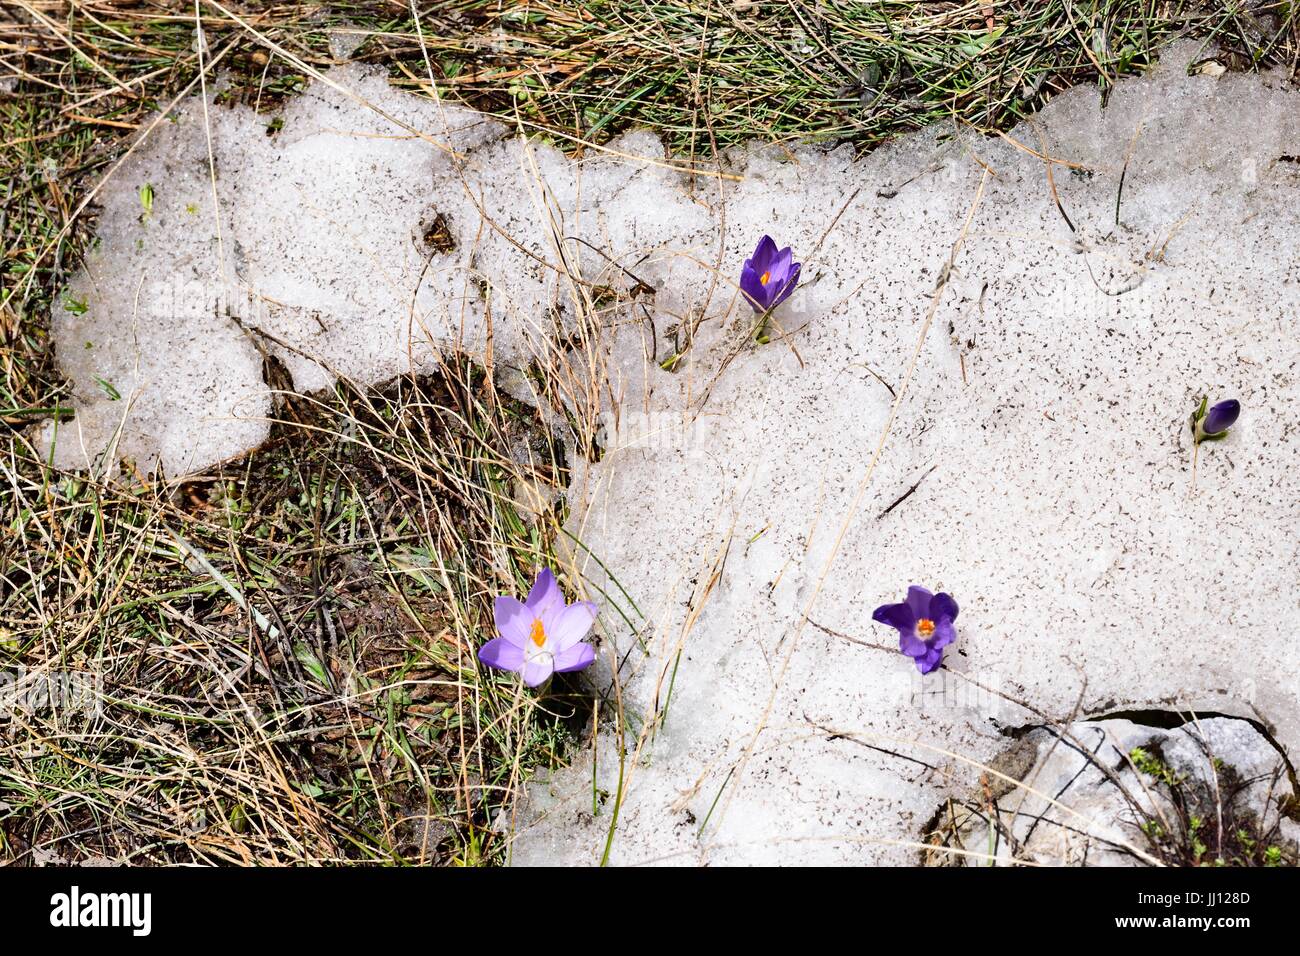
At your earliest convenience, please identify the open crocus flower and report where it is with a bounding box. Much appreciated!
[1194,398,1240,442]
[479,569,597,687]
[872,585,959,675]
[739,234,801,314]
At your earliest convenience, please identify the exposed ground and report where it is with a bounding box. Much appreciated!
[2,1,1298,865]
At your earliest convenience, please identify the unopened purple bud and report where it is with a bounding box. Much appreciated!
[1201,399,1240,436]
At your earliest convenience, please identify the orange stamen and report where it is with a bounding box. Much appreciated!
[917,619,936,638]
[760,270,771,286]
[530,618,546,647]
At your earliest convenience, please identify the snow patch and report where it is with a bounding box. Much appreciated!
[43,46,1300,865]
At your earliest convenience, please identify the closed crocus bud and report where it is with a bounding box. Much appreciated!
[1193,397,1240,443]
[1202,399,1240,436]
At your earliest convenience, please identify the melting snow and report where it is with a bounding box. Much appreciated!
[45,45,1300,865]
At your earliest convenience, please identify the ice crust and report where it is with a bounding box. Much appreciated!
[46,46,1300,865]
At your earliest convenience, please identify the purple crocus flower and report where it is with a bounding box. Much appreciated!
[1200,399,1240,437]
[479,568,597,687]
[872,585,959,675]
[739,235,801,314]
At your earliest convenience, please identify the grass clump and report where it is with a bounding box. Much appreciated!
[1,355,592,864]
[1130,742,1298,868]
[421,0,1299,154]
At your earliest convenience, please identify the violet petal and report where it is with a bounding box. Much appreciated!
[493,596,533,647]
[872,601,916,634]
[1203,399,1240,435]
[906,585,934,622]
[750,235,778,270]
[553,643,596,673]
[899,630,929,658]
[740,264,768,311]
[930,617,957,649]
[915,646,944,674]
[545,601,598,651]
[525,568,562,615]
[522,658,554,688]
[478,637,525,672]
[770,262,801,308]
[930,591,959,623]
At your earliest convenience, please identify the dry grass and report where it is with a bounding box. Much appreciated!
[2,350,598,863]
